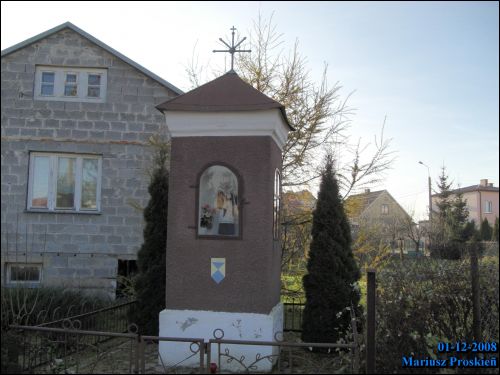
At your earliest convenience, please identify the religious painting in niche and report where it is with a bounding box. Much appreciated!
[199,165,239,236]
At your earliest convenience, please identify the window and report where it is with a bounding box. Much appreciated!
[273,169,281,240]
[34,66,107,102]
[28,153,102,212]
[485,201,493,213]
[41,72,55,96]
[6,263,42,284]
[198,165,239,237]
[87,74,102,98]
[381,204,389,215]
[64,72,78,96]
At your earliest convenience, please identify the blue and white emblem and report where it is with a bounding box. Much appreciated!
[211,258,226,284]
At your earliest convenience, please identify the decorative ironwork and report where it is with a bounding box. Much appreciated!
[6,300,362,373]
[284,299,305,332]
[213,26,251,72]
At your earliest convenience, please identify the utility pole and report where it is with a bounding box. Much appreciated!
[419,161,432,221]
[419,161,432,254]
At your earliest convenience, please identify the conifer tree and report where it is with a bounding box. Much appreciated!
[451,191,470,241]
[435,166,453,221]
[480,218,492,241]
[131,146,169,335]
[430,167,471,258]
[301,157,361,345]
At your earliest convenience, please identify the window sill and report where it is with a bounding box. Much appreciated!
[196,235,242,240]
[25,209,102,215]
[34,96,106,103]
[4,283,41,288]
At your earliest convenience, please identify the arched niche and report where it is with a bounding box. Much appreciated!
[198,164,240,237]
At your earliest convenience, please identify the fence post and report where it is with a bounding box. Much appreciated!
[470,243,481,341]
[206,342,211,373]
[366,269,376,374]
[350,304,360,374]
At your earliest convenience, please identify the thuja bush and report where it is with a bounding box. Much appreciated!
[130,145,169,335]
[374,255,499,374]
[302,157,361,345]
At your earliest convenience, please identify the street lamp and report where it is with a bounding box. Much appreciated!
[419,161,432,256]
[418,161,432,222]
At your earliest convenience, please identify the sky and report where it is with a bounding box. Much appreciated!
[2,1,499,220]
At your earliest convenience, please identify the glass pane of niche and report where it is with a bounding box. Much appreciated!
[198,165,239,236]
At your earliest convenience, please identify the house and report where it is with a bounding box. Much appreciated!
[431,179,499,227]
[345,189,418,252]
[1,22,182,297]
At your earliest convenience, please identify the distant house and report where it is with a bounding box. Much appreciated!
[431,179,499,227]
[1,22,182,297]
[345,189,417,252]
[282,190,316,213]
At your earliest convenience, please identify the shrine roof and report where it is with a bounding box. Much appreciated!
[156,71,293,130]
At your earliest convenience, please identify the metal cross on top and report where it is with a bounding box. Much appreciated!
[213,26,251,72]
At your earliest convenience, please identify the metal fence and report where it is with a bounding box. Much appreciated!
[283,299,305,332]
[38,299,135,332]
[4,299,136,372]
[9,317,360,374]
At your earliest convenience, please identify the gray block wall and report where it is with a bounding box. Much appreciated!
[1,28,177,297]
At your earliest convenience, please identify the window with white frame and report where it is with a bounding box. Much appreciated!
[28,153,102,212]
[87,73,102,98]
[64,72,78,97]
[381,204,389,215]
[485,200,493,213]
[6,263,42,284]
[34,66,107,102]
[40,71,55,96]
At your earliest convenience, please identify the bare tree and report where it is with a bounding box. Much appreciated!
[399,209,425,253]
[185,12,395,194]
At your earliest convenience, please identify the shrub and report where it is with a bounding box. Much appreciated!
[374,254,498,373]
[131,144,169,335]
[1,287,109,373]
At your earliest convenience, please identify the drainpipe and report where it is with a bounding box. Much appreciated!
[478,190,482,225]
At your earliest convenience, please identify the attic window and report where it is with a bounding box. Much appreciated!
[41,72,55,96]
[64,73,78,96]
[35,66,107,103]
[87,74,102,97]
[381,204,389,215]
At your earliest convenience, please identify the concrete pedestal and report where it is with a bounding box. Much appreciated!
[158,302,283,372]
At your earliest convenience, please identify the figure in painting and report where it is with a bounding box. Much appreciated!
[199,165,239,236]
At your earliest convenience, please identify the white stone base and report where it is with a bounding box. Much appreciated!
[158,303,283,373]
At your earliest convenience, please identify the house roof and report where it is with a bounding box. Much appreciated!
[344,190,385,218]
[1,22,183,95]
[431,184,499,196]
[345,189,412,222]
[155,71,293,130]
